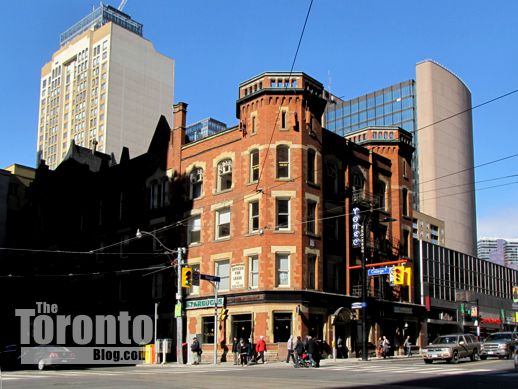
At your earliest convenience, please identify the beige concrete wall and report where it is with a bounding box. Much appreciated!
[105,24,175,159]
[416,60,477,256]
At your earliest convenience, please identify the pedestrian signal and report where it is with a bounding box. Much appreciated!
[181,267,193,288]
[403,267,412,287]
[394,266,404,285]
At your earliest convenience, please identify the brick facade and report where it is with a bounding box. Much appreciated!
[167,72,417,360]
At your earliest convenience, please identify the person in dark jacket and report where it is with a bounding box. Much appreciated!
[305,336,317,367]
[191,337,202,365]
[238,338,248,366]
[294,336,305,368]
[232,337,239,365]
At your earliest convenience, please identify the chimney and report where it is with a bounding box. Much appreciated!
[168,102,188,174]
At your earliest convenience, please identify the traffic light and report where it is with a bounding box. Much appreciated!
[192,269,200,286]
[394,266,404,285]
[181,267,193,288]
[219,308,229,321]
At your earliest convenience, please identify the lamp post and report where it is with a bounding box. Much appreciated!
[136,229,186,365]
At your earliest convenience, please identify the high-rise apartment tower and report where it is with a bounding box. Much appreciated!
[37,5,175,169]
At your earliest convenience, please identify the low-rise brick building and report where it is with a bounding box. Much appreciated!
[166,72,419,360]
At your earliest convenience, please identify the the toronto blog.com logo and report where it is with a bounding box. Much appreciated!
[16,302,154,367]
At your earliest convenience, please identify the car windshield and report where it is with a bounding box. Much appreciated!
[485,334,512,341]
[432,336,458,344]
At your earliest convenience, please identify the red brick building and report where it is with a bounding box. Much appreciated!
[166,72,419,360]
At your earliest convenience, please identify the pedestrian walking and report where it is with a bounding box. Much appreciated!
[395,328,402,356]
[239,338,248,366]
[403,336,412,357]
[247,338,255,364]
[305,336,317,367]
[191,336,202,365]
[376,337,383,358]
[255,336,267,364]
[286,335,296,364]
[382,336,391,359]
[294,336,305,368]
[232,337,239,365]
[337,336,345,358]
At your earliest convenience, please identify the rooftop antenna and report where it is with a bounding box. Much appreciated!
[118,0,127,11]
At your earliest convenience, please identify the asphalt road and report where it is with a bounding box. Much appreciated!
[1,356,516,388]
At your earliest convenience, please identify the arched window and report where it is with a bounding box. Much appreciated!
[276,145,290,178]
[250,149,259,182]
[217,159,232,191]
[190,168,203,199]
[307,148,316,183]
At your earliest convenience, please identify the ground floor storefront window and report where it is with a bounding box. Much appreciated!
[273,312,292,342]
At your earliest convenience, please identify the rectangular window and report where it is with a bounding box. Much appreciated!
[216,208,231,239]
[276,199,290,231]
[276,145,290,178]
[249,255,259,288]
[251,115,257,134]
[250,150,259,182]
[307,200,317,235]
[216,260,230,291]
[273,313,292,342]
[276,253,290,287]
[202,317,215,344]
[307,254,317,289]
[188,215,201,244]
[249,201,260,233]
[307,148,316,183]
[281,110,287,129]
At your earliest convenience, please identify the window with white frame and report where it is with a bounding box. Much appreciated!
[251,115,257,134]
[216,260,230,291]
[280,110,287,129]
[275,198,290,231]
[249,201,260,233]
[276,145,289,178]
[276,253,290,287]
[190,168,203,199]
[188,215,201,244]
[307,200,317,235]
[217,159,232,191]
[215,207,231,239]
[250,149,259,182]
[248,255,259,288]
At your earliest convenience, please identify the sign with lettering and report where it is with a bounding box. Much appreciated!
[368,267,390,276]
[231,265,245,289]
[352,207,361,248]
[185,298,224,310]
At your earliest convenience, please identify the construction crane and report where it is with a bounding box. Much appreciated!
[118,0,127,11]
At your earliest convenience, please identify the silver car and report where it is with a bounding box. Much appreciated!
[423,334,480,364]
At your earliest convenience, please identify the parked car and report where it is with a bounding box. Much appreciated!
[0,344,21,370]
[480,332,518,360]
[21,346,76,370]
[422,334,480,364]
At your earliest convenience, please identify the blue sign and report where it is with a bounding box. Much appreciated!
[367,267,391,276]
[352,302,366,309]
[352,207,361,248]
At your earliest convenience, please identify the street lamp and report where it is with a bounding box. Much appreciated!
[136,229,186,365]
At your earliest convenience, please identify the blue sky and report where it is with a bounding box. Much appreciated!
[0,0,517,238]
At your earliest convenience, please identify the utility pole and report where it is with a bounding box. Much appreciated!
[214,283,218,365]
[176,247,185,365]
[361,221,368,361]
